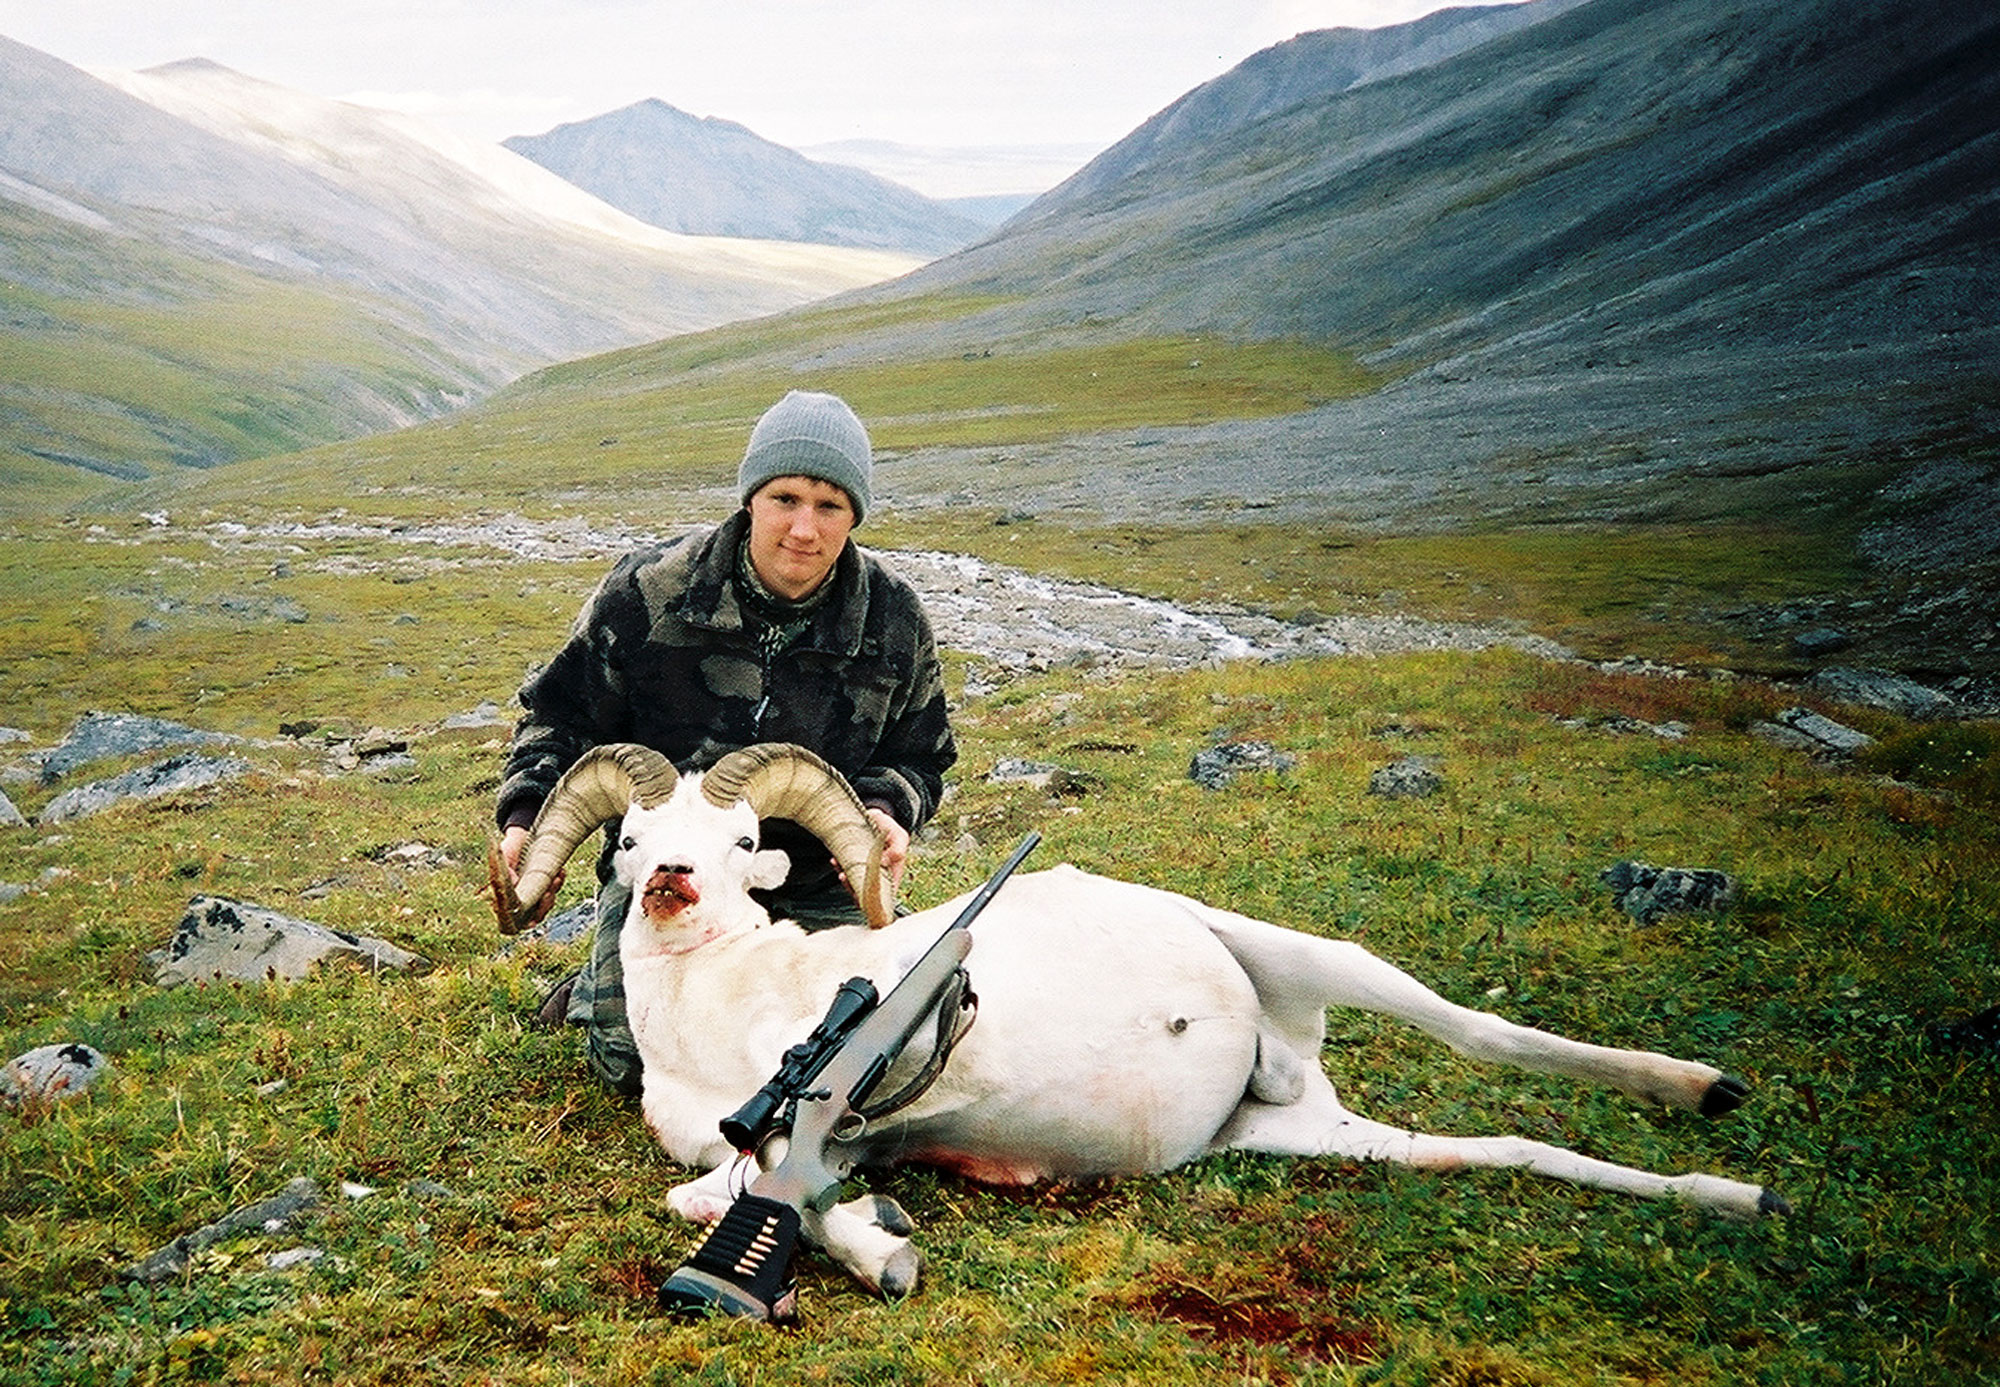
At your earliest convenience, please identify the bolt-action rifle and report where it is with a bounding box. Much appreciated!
[657,831,1041,1322]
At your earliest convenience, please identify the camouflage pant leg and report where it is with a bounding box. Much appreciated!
[566,882,643,1097]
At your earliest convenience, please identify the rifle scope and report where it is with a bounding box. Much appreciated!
[720,975,879,1153]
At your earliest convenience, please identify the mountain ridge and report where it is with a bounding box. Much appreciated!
[1048,0,1593,207]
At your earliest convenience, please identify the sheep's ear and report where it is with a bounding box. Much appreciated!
[749,849,790,891]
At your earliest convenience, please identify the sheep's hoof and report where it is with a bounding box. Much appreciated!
[1700,1074,1751,1117]
[878,1243,922,1300]
[863,1194,914,1238]
[1758,1187,1792,1217]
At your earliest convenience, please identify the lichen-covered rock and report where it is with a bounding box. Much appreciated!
[38,754,252,825]
[1368,756,1444,800]
[1752,706,1876,757]
[38,711,238,783]
[122,1177,321,1284]
[3,1042,110,1113]
[988,758,1097,796]
[1809,667,1955,721]
[149,896,429,987]
[1190,741,1298,790]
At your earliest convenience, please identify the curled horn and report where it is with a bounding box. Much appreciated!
[488,743,680,935]
[703,743,894,929]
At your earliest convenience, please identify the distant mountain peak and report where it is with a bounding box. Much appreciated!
[505,101,983,255]
[144,57,236,76]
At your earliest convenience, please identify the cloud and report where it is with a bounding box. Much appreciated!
[1,0,1518,148]
[341,86,582,137]
[1270,0,1519,32]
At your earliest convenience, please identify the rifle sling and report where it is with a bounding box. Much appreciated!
[850,967,977,1126]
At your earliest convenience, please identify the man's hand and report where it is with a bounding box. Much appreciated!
[864,808,910,893]
[500,824,532,878]
[500,824,564,910]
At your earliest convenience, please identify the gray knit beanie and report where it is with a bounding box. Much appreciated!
[736,390,872,524]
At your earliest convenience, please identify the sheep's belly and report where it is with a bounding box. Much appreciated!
[897,1009,1261,1179]
[885,877,1266,1178]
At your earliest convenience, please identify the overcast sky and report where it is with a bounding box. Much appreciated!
[3,1,1524,161]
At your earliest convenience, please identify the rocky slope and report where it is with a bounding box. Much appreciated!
[829,0,1997,680]
[880,0,1996,380]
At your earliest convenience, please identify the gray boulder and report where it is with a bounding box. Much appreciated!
[38,754,251,825]
[500,896,596,952]
[0,787,24,829]
[988,758,1097,796]
[988,758,1066,787]
[38,711,237,783]
[1752,706,1876,757]
[1368,756,1444,799]
[149,896,429,988]
[3,1042,110,1112]
[1602,861,1739,924]
[1809,667,1955,720]
[1190,741,1298,790]
[536,898,598,947]
[441,700,508,730]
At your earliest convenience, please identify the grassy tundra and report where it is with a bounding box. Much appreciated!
[2,333,1997,1385]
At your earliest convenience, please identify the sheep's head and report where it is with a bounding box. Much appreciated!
[488,742,893,936]
[610,784,789,944]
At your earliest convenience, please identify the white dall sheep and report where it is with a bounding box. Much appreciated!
[494,742,1783,1298]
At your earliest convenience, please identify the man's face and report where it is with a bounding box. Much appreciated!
[744,475,856,600]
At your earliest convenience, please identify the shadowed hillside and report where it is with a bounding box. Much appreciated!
[879,0,1996,376]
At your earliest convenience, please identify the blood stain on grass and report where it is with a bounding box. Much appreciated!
[1129,1280,1379,1366]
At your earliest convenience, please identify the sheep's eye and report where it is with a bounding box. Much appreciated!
[735,836,755,852]
[619,835,636,851]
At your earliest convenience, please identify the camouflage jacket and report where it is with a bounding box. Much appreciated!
[496,511,956,885]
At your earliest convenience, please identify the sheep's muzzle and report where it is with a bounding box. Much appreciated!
[641,868,701,920]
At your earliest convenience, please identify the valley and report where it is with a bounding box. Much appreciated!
[2,1,1999,1381]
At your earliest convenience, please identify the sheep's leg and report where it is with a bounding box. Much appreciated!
[803,1194,922,1299]
[1216,1067,1785,1219]
[664,1160,743,1224]
[1195,906,1746,1115]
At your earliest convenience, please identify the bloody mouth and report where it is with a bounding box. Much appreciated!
[641,869,700,919]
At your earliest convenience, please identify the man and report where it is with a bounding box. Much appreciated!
[495,390,957,1095]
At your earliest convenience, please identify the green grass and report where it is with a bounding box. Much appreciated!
[867,514,1879,674]
[77,319,1384,520]
[0,529,594,741]
[1,509,1996,1384]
